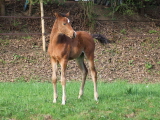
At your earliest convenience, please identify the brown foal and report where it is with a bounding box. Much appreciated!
[48,12,107,105]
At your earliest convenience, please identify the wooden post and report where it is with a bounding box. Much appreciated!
[40,0,46,51]
[29,0,32,16]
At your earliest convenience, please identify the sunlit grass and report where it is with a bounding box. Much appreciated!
[0,81,160,120]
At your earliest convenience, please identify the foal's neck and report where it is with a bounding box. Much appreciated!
[50,21,61,42]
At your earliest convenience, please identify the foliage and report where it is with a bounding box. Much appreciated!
[149,30,158,34]
[1,81,160,119]
[98,0,159,17]
[145,62,153,70]
[120,29,127,34]
[79,1,96,31]
[129,60,134,66]
[111,0,136,16]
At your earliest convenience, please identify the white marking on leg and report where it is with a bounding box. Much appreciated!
[88,60,98,101]
[94,83,98,101]
[53,84,57,103]
[78,89,83,99]
[62,85,66,105]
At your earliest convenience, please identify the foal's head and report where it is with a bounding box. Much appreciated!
[54,12,76,39]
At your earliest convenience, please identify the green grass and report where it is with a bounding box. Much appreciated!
[148,30,158,34]
[0,81,160,120]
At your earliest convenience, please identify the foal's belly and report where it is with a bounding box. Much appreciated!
[69,49,83,60]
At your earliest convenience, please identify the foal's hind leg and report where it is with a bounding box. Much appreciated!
[51,58,58,103]
[87,55,98,101]
[76,53,88,99]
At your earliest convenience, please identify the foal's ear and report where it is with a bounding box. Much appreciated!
[54,12,60,18]
[66,12,70,17]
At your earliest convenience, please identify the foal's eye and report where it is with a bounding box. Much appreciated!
[63,23,66,25]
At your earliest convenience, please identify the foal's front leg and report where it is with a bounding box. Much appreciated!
[60,59,68,105]
[51,58,58,103]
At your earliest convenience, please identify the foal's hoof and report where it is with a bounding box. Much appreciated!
[61,101,66,105]
[78,95,82,99]
[94,93,99,101]
[53,100,57,103]
[94,95,98,101]
[95,98,98,101]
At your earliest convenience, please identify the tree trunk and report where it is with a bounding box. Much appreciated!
[0,0,5,16]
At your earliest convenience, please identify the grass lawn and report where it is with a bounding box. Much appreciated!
[0,81,160,120]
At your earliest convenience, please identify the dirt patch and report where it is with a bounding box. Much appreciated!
[0,2,160,83]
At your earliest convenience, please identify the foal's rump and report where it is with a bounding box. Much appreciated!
[75,31,95,51]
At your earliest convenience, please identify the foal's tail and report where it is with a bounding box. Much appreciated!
[92,34,110,44]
